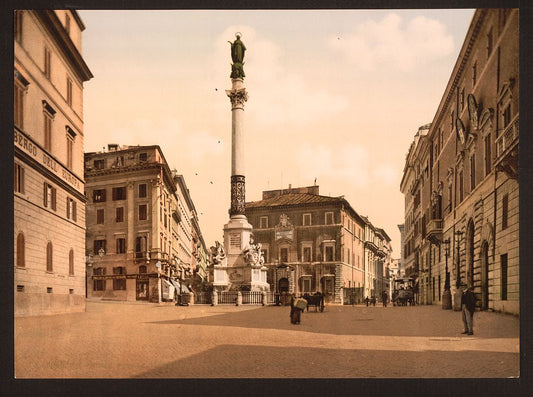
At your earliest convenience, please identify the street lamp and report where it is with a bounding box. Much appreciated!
[442,238,452,309]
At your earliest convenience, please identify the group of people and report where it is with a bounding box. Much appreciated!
[288,285,478,335]
[364,291,390,307]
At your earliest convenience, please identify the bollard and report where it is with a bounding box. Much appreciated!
[236,291,242,306]
[188,291,194,305]
[212,290,218,306]
[261,291,267,306]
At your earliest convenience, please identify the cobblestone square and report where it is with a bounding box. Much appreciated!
[14,301,519,378]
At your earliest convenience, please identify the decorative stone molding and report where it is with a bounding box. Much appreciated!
[226,88,248,109]
[230,175,245,216]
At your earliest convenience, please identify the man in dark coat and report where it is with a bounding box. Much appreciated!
[381,290,389,307]
[461,285,476,335]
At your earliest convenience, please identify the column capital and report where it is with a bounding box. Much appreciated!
[226,88,248,109]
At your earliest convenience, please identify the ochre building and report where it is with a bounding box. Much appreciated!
[245,185,392,304]
[400,9,519,314]
[14,10,93,316]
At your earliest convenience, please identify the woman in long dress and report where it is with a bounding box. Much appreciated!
[290,296,302,324]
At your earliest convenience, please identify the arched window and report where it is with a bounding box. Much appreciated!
[46,241,53,272]
[69,249,74,275]
[16,232,25,267]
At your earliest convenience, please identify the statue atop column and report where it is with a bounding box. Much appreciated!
[228,33,246,79]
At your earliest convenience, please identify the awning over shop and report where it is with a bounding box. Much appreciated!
[168,279,190,294]
[168,278,180,291]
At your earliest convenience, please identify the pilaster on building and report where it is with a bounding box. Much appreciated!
[400,9,519,315]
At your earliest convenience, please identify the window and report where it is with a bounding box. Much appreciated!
[113,267,126,290]
[139,204,147,221]
[66,77,73,106]
[94,159,105,170]
[93,189,106,202]
[116,207,124,222]
[44,111,53,151]
[459,170,464,203]
[470,154,476,190]
[303,246,312,262]
[487,27,493,58]
[69,249,74,275]
[17,285,24,292]
[93,239,106,255]
[96,209,104,224]
[69,289,74,294]
[460,88,465,111]
[135,236,147,258]
[501,253,508,300]
[112,187,126,200]
[502,194,509,230]
[65,13,71,34]
[139,152,148,162]
[93,267,106,291]
[66,197,77,221]
[66,135,73,168]
[116,238,126,254]
[44,47,51,79]
[14,72,28,128]
[138,183,147,198]
[325,212,334,225]
[16,232,25,267]
[502,104,511,128]
[472,62,477,87]
[46,241,53,272]
[485,134,492,176]
[43,183,56,210]
[47,287,53,293]
[303,213,312,226]
[300,277,311,292]
[259,216,268,229]
[14,11,23,43]
[139,265,147,274]
[325,246,334,262]
[280,248,289,263]
[14,163,24,194]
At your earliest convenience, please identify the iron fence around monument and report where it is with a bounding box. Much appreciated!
[241,291,263,304]
[218,291,239,304]
[194,292,212,305]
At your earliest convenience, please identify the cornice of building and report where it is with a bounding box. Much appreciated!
[34,10,93,82]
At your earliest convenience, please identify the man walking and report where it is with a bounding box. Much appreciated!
[461,285,476,335]
[381,290,389,307]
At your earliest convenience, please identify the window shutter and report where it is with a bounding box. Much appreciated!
[66,198,70,218]
[73,201,77,221]
[94,240,98,254]
[52,187,56,210]
[21,166,24,194]
[43,183,48,206]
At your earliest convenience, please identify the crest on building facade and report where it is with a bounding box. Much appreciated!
[467,94,479,130]
[275,213,294,241]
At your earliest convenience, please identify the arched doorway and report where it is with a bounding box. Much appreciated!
[278,278,289,293]
[480,241,490,310]
[466,220,475,287]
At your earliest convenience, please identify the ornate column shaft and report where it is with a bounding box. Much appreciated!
[226,78,248,217]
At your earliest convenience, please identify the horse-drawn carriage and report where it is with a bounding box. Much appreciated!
[392,277,415,306]
[303,292,325,312]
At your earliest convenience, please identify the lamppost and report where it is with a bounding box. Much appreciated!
[442,238,452,309]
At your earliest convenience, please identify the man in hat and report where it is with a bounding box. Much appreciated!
[461,284,476,335]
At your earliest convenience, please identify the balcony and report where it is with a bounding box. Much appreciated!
[425,218,443,245]
[495,115,519,179]
[496,115,519,158]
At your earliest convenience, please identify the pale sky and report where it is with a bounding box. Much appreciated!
[79,9,475,256]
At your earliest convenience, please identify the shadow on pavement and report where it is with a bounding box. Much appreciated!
[146,305,519,338]
[133,344,519,378]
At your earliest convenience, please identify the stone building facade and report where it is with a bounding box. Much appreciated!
[85,144,206,303]
[14,10,93,316]
[245,185,391,304]
[400,9,519,314]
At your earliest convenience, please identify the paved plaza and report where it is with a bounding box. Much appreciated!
[14,301,519,379]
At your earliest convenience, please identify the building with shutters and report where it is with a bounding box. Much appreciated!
[400,9,519,314]
[245,185,391,304]
[84,144,206,303]
[14,10,93,316]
